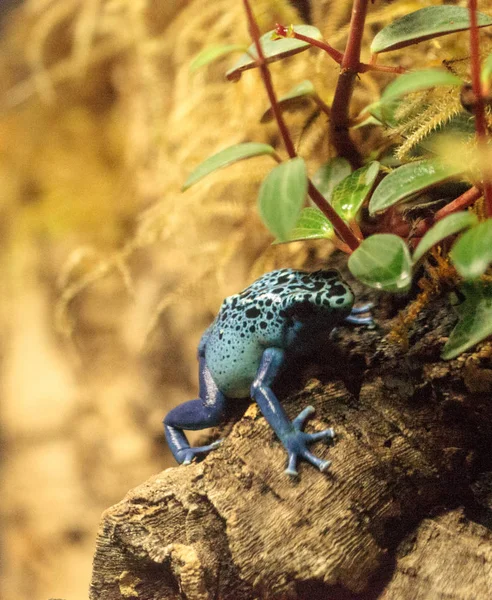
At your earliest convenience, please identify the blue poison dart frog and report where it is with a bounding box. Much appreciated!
[164,268,373,476]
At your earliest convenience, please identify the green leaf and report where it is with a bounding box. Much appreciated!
[371,6,492,54]
[182,143,277,190]
[412,212,478,264]
[261,80,316,123]
[189,44,248,72]
[450,220,492,279]
[381,69,462,103]
[226,25,323,81]
[311,158,352,203]
[348,234,412,292]
[274,207,334,243]
[258,157,308,241]
[442,282,492,359]
[331,161,380,220]
[368,158,464,216]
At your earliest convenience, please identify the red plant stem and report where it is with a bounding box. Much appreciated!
[307,181,361,249]
[358,63,407,74]
[312,95,331,118]
[242,0,296,158]
[278,29,406,74]
[329,0,370,168]
[434,186,483,221]
[242,0,360,251]
[284,30,344,64]
[411,186,482,240]
[468,0,492,217]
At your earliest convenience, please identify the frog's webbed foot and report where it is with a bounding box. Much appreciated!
[176,439,223,465]
[345,302,375,328]
[251,348,336,477]
[284,406,335,476]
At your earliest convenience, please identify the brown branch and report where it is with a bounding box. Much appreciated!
[329,0,370,168]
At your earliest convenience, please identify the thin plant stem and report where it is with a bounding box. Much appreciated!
[242,0,360,251]
[410,186,482,241]
[435,186,482,221]
[468,0,492,216]
[275,26,344,64]
[275,27,406,74]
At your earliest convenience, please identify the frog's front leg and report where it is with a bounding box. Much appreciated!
[345,302,375,326]
[164,356,226,465]
[250,347,335,476]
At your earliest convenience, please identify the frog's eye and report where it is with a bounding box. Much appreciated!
[289,301,317,320]
[317,269,340,280]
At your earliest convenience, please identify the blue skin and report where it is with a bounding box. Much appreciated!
[164,268,373,476]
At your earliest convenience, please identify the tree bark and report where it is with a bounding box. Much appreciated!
[90,294,492,599]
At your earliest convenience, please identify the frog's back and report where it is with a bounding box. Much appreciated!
[205,270,296,396]
[205,269,353,397]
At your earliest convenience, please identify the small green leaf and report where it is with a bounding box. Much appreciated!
[412,212,478,264]
[364,98,400,127]
[258,157,308,241]
[183,143,276,190]
[450,220,492,279]
[331,161,380,220]
[226,25,323,81]
[189,45,248,72]
[381,69,462,103]
[312,158,352,203]
[442,282,492,359]
[274,207,334,243]
[371,6,492,54]
[261,80,316,123]
[369,158,463,216]
[348,234,412,292]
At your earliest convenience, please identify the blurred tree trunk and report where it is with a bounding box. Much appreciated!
[89,297,492,599]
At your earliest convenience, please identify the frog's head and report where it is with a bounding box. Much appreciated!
[282,269,354,326]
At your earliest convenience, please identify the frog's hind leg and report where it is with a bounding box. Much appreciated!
[164,357,226,465]
[250,347,335,476]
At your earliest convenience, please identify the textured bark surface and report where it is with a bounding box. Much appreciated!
[90,297,492,599]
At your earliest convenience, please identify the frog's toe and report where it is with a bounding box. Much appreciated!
[292,405,315,429]
[304,427,335,443]
[300,449,331,472]
[285,452,299,477]
[177,439,223,465]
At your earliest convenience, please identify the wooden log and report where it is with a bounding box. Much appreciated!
[90,298,492,599]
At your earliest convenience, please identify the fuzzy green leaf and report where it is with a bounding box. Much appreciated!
[348,234,412,292]
[189,45,248,72]
[331,161,380,220]
[261,80,316,123]
[413,212,478,264]
[450,220,492,279]
[442,282,492,359]
[258,157,308,241]
[371,6,492,54]
[226,25,323,81]
[183,143,276,190]
[368,158,463,216]
[275,207,334,243]
[311,158,352,203]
